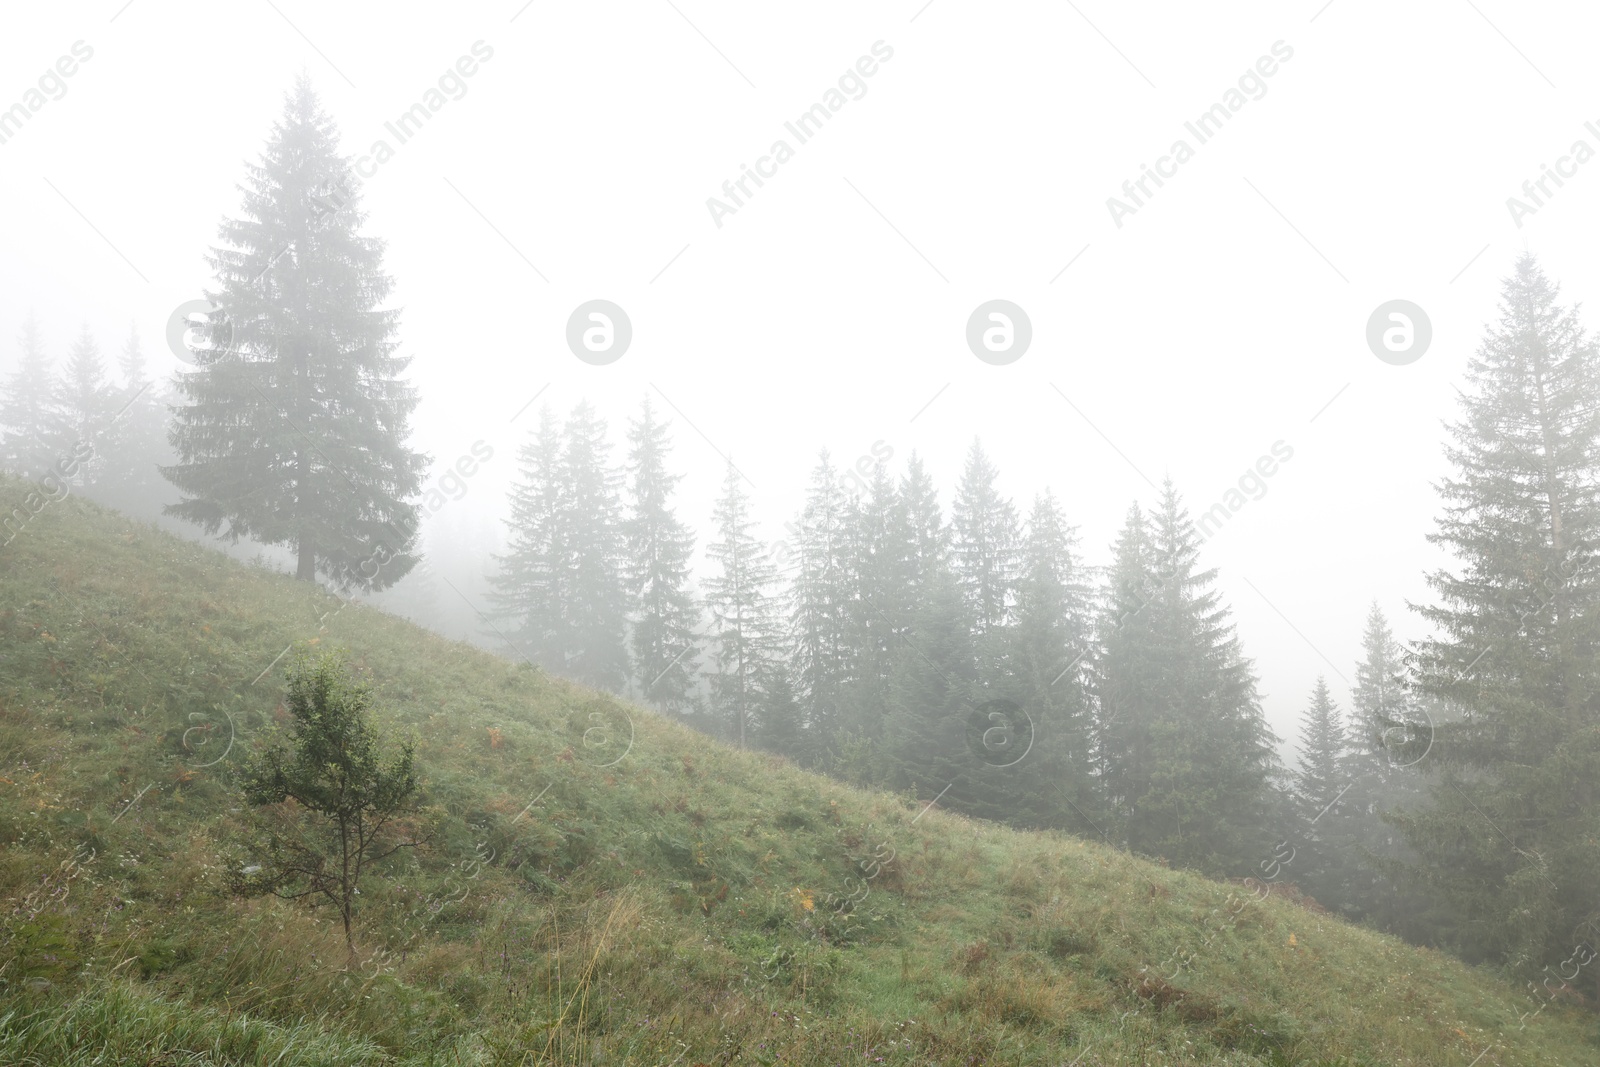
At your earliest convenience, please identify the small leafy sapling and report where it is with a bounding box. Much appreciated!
[231,649,424,959]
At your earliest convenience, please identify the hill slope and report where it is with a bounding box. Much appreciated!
[0,476,1595,1066]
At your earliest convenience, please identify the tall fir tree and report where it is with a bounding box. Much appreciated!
[1007,490,1096,832]
[894,451,952,599]
[1351,603,1412,761]
[1293,677,1348,824]
[787,451,855,763]
[163,76,425,590]
[1337,603,1438,935]
[1,315,58,479]
[844,451,962,787]
[490,402,629,692]
[1347,603,1434,868]
[760,664,804,756]
[1288,677,1362,908]
[951,439,1020,643]
[94,324,175,522]
[51,325,118,490]
[558,402,630,691]
[703,461,784,750]
[118,321,150,394]
[1095,484,1278,875]
[1093,501,1159,844]
[1392,255,1600,977]
[838,461,902,746]
[623,396,699,712]
[881,561,979,808]
[491,407,566,670]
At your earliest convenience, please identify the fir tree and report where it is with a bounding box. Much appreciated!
[491,407,566,670]
[788,451,854,762]
[849,455,972,796]
[951,439,1020,641]
[760,664,803,756]
[1094,501,1158,838]
[1095,484,1278,875]
[558,401,629,691]
[1293,677,1348,823]
[490,402,629,691]
[1338,603,1437,934]
[838,461,902,745]
[894,451,952,597]
[1351,603,1411,761]
[1393,254,1600,976]
[118,321,150,394]
[94,324,175,522]
[1,315,58,479]
[163,76,425,590]
[1288,678,1359,911]
[1008,490,1095,831]
[623,396,699,715]
[881,562,978,809]
[704,461,784,750]
[51,325,117,489]
[1345,603,1432,896]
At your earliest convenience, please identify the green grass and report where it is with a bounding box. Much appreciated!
[1,473,1596,1066]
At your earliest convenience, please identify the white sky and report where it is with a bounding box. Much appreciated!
[4,0,1598,749]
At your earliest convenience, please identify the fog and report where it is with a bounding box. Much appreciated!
[4,0,1598,747]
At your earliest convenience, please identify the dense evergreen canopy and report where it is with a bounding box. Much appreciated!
[163,76,425,591]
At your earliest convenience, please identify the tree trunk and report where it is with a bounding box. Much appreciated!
[293,354,314,581]
[341,824,356,961]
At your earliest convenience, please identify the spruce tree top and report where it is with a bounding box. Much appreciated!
[1416,253,1600,703]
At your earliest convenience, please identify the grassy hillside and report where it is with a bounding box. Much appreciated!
[0,475,1595,1066]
